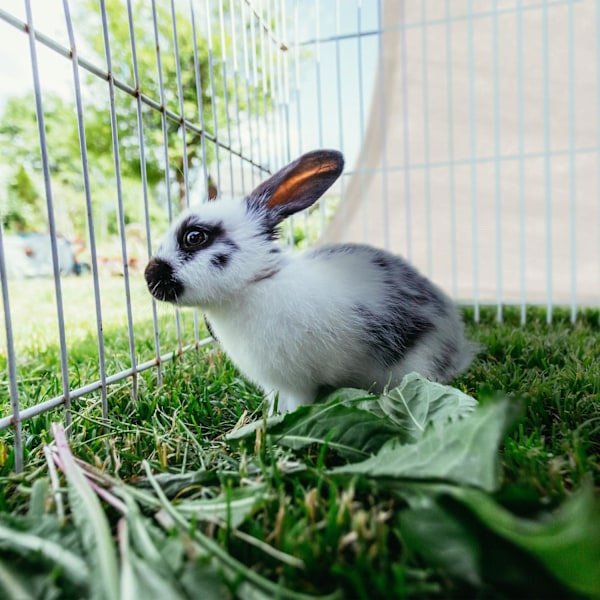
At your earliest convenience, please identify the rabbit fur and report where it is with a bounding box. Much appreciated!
[145,149,477,413]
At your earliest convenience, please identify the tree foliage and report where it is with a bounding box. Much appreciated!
[0,93,84,236]
[0,0,259,242]
[79,0,231,211]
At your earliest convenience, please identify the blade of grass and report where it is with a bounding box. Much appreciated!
[118,518,136,600]
[28,476,49,519]
[143,461,340,600]
[0,523,89,586]
[0,559,45,599]
[52,423,120,600]
[232,528,305,569]
[43,444,65,523]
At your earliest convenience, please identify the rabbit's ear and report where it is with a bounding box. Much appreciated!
[247,150,344,225]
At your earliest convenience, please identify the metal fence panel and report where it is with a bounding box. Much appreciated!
[0,0,284,470]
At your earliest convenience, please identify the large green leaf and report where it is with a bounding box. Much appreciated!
[227,375,478,460]
[399,484,600,598]
[330,400,514,491]
[373,373,477,441]
[227,392,395,460]
[225,390,368,444]
[267,404,399,460]
[400,500,484,587]
[453,485,600,597]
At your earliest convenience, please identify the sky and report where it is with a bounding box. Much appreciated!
[0,1,74,103]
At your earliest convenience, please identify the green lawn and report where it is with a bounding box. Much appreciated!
[0,275,201,414]
[0,302,598,599]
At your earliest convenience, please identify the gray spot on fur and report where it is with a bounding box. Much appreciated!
[354,303,434,367]
[223,238,240,251]
[432,339,458,381]
[211,253,230,269]
[369,248,447,315]
[308,244,455,369]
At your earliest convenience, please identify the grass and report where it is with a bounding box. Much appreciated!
[0,295,598,598]
[461,306,599,498]
[0,275,201,413]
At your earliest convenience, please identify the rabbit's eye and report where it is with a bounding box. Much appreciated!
[183,228,208,249]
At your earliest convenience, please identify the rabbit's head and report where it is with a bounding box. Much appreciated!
[145,149,344,307]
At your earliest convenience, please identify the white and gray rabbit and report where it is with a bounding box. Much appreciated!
[145,149,477,413]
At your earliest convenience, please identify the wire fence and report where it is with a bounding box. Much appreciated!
[0,0,289,472]
[1,0,599,472]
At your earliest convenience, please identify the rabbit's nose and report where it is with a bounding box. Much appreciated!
[144,257,184,303]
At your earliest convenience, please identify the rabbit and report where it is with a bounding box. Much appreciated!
[145,149,477,414]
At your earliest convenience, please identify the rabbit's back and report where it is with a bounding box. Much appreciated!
[305,243,474,382]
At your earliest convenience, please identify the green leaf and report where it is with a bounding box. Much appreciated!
[175,484,268,528]
[330,399,514,491]
[374,373,477,441]
[52,423,120,600]
[399,501,483,587]
[227,375,478,461]
[399,484,600,598]
[227,390,399,460]
[319,388,377,407]
[453,485,600,597]
[266,402,399,460]
[225,389,376,447]
[0,522,89,587]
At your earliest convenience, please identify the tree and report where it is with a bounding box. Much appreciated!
[3,166,41,231]
[79,0,235,213]
[0,93,84,235]
[0,0,268,239]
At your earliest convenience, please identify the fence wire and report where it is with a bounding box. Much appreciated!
[0,0,285,471]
